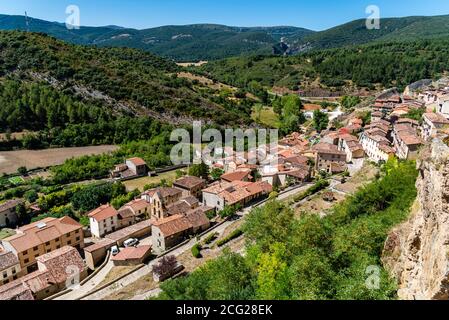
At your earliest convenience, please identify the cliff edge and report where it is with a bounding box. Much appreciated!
[383,138,449,300]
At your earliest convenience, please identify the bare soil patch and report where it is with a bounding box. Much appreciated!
[0,145,118,174]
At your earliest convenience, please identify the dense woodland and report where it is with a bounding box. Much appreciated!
[200,38,449,92]
[0,31,254,130]
[157,160,418,300]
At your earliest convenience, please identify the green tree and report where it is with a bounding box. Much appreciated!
[255,243,290,300]
[210,168,225,181]
[188,163,209,180]
[313,110,329,132]
[279,95,305,135]
[17,166,28,176]
[24,189,38,203]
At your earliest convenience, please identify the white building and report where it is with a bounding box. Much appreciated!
[437,94,449,119]
[359,130,395,164]
[422,113,449,141]
[392,124,423,160]
[88,205,119,238]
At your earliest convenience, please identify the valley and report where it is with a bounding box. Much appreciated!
[1,5,449,304]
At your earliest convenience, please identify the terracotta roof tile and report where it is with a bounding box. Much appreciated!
[127,157,147,166]
[36,246,86,284]
[0,251,19,271]
[111,245,152,262]
[88,204,118,222]
[221,169,251,182]
[173,176,205,190]
[2,217,82,253]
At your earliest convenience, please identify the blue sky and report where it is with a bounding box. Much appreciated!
[1,0,449,31]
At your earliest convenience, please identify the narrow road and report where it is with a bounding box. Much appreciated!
[67,183,313,301]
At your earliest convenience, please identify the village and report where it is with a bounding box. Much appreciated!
[1,76,449,301]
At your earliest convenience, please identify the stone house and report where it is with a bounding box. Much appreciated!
[0,199,23,228]
[1,217,84,274]
[312,143,347,175]
[173,176,206,199]
[0,251,22,285]
[88,205,119,238]
[141,188,183,221]
[421,113,449,141]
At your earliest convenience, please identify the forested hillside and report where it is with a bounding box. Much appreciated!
[0,15,315,61]
[0,31,255,136]
[200,38,449,93]
[281,15,449,52]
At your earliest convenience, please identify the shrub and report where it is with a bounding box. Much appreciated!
[203,232,218,245]
[293,179,330,202]
[216,229,244,247]
[191,244,202,258]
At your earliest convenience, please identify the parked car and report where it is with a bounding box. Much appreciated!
[124,238,139,248]
[111,246,120,256]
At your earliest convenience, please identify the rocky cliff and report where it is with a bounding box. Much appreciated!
[383,138,449,300]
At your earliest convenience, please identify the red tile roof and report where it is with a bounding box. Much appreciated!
[0,270,54,300]
[111,245,152,262]
[2,217,82,253]
[144,187,182,199]
[424,113,449,125]
[153,215,192,237]
[127,157,147,166]
[0,251,19,271]
[173,176,205,190]
[88,204,118,222]
[221,170,251,182]
[36,246,86,284]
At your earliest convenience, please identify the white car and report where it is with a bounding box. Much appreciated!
[123,238,139,248]
[111,246,120,256]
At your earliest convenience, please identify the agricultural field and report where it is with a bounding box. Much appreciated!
[0,145,118,174]
[251,106,280,128]
[123,170,179,192]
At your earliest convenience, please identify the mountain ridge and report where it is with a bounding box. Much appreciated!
[2,13,449,61]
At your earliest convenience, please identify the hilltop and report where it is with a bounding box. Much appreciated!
[3,14,449,61]
[0,30,255,135]
[0,15,314,61]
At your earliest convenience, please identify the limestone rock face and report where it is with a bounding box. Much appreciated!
[383,138,449,300]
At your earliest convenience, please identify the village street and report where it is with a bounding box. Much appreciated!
[55,183,315,301]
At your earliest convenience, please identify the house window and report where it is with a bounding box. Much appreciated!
[67,240,72,245]
[33,246,39,252]
[2,272,7,279]
[24,258,29,264]
[45,242,50,246]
